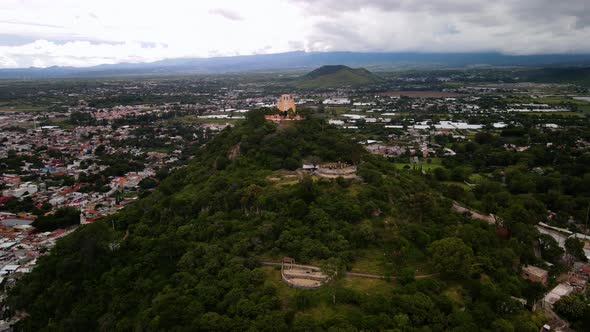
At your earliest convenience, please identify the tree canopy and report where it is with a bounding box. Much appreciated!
[8,118,545,331]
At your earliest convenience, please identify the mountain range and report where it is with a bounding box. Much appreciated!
[1,51,590,79]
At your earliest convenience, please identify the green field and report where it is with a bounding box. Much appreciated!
[175,114,242,124]
[0,105,46,112]
[440,181,472,190]
[523,111,582,117]
[349,247,390,275]
[394,163,442,172]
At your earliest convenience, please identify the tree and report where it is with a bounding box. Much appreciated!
[428,237,474,278]
[399,267,416,285]
[245,109,267,127]
[94,144,106,155]
[565,237,587,262]
[451,166,473,182]
[32,207,80,232]
[553,293,590,328]
[69,111,95,126]
[433,167,450,181]
[474,132,495,145]
[139,177,158,190]
[539,234,564,264]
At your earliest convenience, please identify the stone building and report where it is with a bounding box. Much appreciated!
[277,94,296,113]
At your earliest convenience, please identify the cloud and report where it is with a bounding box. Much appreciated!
[291,0,590,54]
[0,0,588,68]
[0,0,309,67]
[0,34,37,46]
[209,8,243,21]
[0,19,67,29]
[0,40,171,68]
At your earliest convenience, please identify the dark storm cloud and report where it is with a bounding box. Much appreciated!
[292,0,484,15]
[293,0,589,18]
[510,0,590,27]
[290,0,590,54]
[293,0,590,29]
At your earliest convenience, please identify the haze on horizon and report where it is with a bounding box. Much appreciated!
[0,0,589,69]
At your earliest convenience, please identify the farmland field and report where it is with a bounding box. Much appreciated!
[378,91,465,98]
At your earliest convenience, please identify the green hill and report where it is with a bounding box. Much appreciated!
[296,65,384,88]
[8,111,544,331]
[517,67,590,86]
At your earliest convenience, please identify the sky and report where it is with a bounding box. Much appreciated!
[0,0,589,68]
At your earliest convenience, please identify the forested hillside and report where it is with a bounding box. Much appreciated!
[296,65,383,89]
[8,112,546,331]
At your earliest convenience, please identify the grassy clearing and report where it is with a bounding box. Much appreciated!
[536,97,590,105]
[443,285,465,309]
[267,171,300,187]
[523,111,583,117]
[0,105,45,112]
[175,115,241,124]
[293,303,359,326]
[441,181,471,190]
[393,163,442,172]
[47,120,75,130]
[337,276,396,295]
[260,266,297,300]
[260,265,396,316]
[468,173,486,183]
[401,247,434,276]
[145,147,174,154]
[349,247,389,275]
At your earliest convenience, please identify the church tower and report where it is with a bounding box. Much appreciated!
[277,94,296,113]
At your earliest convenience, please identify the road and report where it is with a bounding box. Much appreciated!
[452,201,497,224]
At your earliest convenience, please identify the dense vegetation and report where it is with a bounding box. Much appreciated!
[9,112,546,331]
[433,128,590,231]
[31,207,80,232]
[553,291,590,330]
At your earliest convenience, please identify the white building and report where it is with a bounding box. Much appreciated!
[2,183,38,198]
[323,98,350,105]
[328,120,344,126]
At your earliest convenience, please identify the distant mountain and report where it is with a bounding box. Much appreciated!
[296,65,384,88]
[518,67,590,86]
[1,51,590,78]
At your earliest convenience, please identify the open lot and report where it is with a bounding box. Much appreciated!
[379,91,465,98]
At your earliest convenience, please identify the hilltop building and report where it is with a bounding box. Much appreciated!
[277,94,296,113]
[266,94,302,122]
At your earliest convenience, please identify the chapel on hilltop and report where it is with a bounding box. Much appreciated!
[277,94,296,113]
[265,94,302,122]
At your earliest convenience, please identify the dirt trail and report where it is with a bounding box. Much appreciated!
[260,261,439,280]
[452,201,497,224]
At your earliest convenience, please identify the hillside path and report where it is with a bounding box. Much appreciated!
[260,261,439,280]
[452,201,497,224]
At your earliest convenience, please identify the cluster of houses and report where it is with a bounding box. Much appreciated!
[518,222,590,329]
[0,102,224,284]
[521,260,590,311]
[0,123,172,219]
